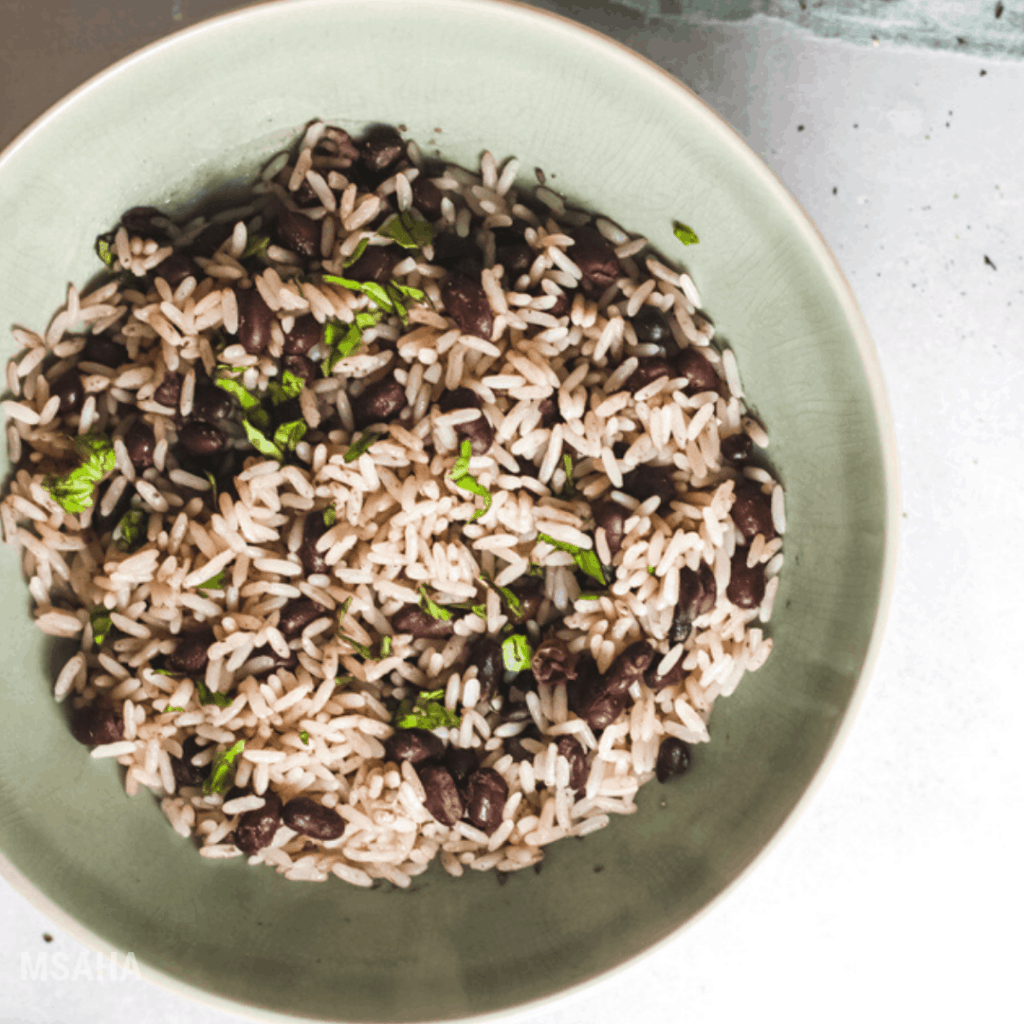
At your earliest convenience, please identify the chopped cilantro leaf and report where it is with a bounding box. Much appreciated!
[562,454,576,497]
[394,688,461,731]
[44,433,116,513]
[344,430,381,463]
[339,634,375,659]
[272,418,307,452]
[450,439,492,522]
[380,635,393,658]
[299,730,310,745]
[95,234,116,268]
[213,375,261,411]
[673,222,699,246]
[379,210,433,250]
[335,675,354,688]
[195,679,233,708]
[197,569,227,590]
[323,503,336,527]
[528,563,545,578]
[647,565,657,575]
[241,233,271,260]
[321,314,381,375]
[242,418,284,460]
[203,739,245,796]
[480,572,522,619]
[418,586,452,621]
[90,606,112,646]
[537,532,607,586]
[501,633,533,672]
[205,471,218,504]
[266,369,306,406]
[342,237,371,268]
[577,593,601,600]
[115,508,146,553]
[164,706,186,713]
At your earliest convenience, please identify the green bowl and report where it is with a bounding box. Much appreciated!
[0,1,898,1020]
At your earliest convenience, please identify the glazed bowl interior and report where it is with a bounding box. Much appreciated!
[0,1,896,1021]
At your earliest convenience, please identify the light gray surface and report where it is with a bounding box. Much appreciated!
[1,7,1022,1024]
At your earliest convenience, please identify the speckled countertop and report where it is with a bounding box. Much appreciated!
[1,3,1022,1023]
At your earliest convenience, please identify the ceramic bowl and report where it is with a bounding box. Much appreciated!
[0,1,898,1020]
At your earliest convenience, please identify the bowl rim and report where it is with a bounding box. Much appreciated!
[0,0,900,1020]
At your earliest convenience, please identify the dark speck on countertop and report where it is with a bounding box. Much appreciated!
[984,255,998,270]
[43,933,53,943]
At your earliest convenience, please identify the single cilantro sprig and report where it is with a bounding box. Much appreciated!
[90,606,112,646]
[321,275,425,325]
[502,634,533,672]
[394,688,461,731]
[197,570,227,591]
[266,369,306,406]
[673,222,699,246]
[344,430,381,463]
[299,730,310,745]
[321,311,382,375]
[379,210,433,251]
[95,234,116,268]
[343,238,371,267]
[196,680,233,708]
[322,503,336,527]
[418,586,452,621]
[203,740,245,796]
[115,509,147,553]
[537,532,607,586]
[44,433,116,513]
[450,439,492,522]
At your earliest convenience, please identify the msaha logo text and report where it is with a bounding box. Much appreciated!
[21,950,141,982]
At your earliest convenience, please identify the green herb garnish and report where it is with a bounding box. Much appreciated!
[44,433,116,513]
[197,570,227,591]
[577,593,601,600]
[501,633,533,672]
[339,634,375,659]
[673,222,699,246]
[241,234,271,260]
[90,606,112,646]
[379,210,433,251]
[321,311,382,375]
[527,563,545,578]
[537,532,607,586]
[394,688,461,731]
[479,572,522,620]
[266,369,306,406]
[647,565,657,575]
[242,419,284,460]
[418,585,452,621]
[164,706,186,713]
[213,375,261,412]
[342,237,371,267]
[299,730,310,745]
[344,430,382,463]
[450,439,492,522]
[379,635,393,658]
[195,679,233,708]
[203,739,245,796]
[95,234,116,268]
[272,418,308,453]
[115,508,147,553]
[335,675,354,688]
[323,503,336,527]
[562,454,576,497]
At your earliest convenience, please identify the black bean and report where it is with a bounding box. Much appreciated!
[437,386,481,413]
[438,388,495,452]
[153,372,182,409]
[505,576,544,625]
[70,704,123,747]
[124,420,156,470]
[566,654,631,732]
[631,306,674,348]
[622,464,677,505]
[504,723,542,762]
[291,178,322,209]
[250,645,298,675]
[391,604,455,639]
[183,221,233,260]
[515,455,539,478]
[531,638,578,687]
[583,691,629,732]
[191,384,233,423]
[278,598,328,637]
[720,433,753,463]
[556,736,589,791]
[571,227,621,298]
[236,288,274,355]
[656,737,692,783]
[496,243,534,277]
[235,791,283,854]
[674,347,719,395]
[592,500,629,557]
[281,353,317,386]
[178,420,226,457]
[298,511,330,576]
[344,245,400,283]
[50,371,84,416]
[384,728,445,766]
[82,334,125,368]
[548,291,571,318]
[645,655,685,692]
[411,176,445,219]
[667,561,717,647]
[537,396,560,429]
[624,357,674,393]
[166,628,214,675]
[359,125,406,174]
[464,767,508,835]
[281,795,346,841]
[153,253,199,288]
[417,764,464,826]
[170,735,207,788]
[467,636,504,701]
[351,374,406,430]
[731,483,776,540]
[283,314,323,355]
[274,208,321,258]
[431,232,482,277]
[727,551,766,609]
[444,747,480,790]
[121,206,171,242]
[605,641,655,695]
[442,274,494,340]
